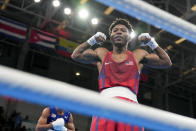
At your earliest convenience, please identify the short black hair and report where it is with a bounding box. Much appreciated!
[109,18,133,35]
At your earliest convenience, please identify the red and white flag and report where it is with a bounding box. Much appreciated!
[0,16,27,41]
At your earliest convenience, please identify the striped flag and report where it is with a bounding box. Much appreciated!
[29,29,58,50]
[0,16,27,41]
[57,37,78,57]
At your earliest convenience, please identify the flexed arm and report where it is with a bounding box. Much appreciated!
[36,108,53,131]
[138,33,172,68]
[71,32,106,64]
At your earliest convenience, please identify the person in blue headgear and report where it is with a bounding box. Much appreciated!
[36,107,75,131]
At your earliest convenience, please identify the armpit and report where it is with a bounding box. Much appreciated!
[140,57,148,64]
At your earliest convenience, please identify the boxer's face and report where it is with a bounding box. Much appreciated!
[110,24,130,48]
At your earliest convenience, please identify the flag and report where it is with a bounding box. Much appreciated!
[57,37,78,57]
[0,16,27,41]
[140,68,149,82]
[29,29,58,50]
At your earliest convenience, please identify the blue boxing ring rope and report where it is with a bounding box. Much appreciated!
[0,65,196,131]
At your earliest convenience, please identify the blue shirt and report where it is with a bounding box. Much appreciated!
[47,107,71,130]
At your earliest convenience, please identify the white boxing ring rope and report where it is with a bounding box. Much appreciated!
[95,0,196,44]
[0,65,196,131]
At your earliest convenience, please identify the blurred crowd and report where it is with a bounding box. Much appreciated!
[0,106,33,131]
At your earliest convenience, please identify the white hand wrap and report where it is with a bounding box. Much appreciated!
[61,126,68,131]
[52,118,65,131]
[87,32,106,46]
[139,33,159,50]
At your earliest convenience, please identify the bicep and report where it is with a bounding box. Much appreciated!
[37,116,47,125]
[73,49,101,64]
[37,108,49,125]
[143,53,168,69]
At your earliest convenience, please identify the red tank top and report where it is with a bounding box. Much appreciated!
[98,51,140,95]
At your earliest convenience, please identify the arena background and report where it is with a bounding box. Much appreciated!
[0,0,196,131]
